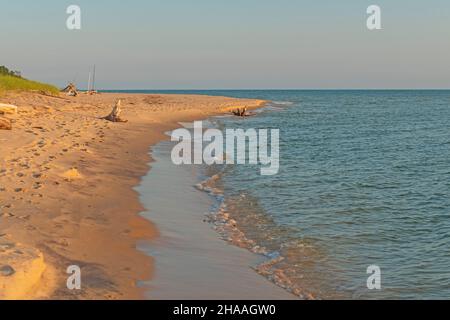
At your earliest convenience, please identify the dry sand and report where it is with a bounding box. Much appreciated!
[0,91,264,300]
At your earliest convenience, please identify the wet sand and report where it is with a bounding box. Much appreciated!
[139,140,296,299]
[0,91,264,299]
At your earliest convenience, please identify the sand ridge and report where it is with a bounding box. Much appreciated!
[0,91,264,299]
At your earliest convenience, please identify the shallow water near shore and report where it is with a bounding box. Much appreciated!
[137,139,295,300]
[134,90,450,299]
[204,90,450,299]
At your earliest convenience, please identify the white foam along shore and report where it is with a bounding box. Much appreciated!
[137,138,296,300]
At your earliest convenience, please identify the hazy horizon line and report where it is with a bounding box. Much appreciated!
[97,88,450,91]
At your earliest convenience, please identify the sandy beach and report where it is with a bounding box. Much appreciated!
[0,91,266,299]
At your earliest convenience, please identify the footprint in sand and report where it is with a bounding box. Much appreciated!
[32,173,42,179]
[0,212,15,218]
[33,182,43,190]
[31,193,43,198]
[38,142,46,149]
[19,163,30,169]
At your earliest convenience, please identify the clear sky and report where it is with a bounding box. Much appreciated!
[1,0,449,89]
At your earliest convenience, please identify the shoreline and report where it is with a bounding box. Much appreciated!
[0,91,265,299]
[138,138,296,299]
[194,111,315,300]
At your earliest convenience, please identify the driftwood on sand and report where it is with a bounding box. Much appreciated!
[61,83,78,97]
[0,117,12,130]
[0,103,18,115]
[102,99,128,123]
[232,107,249,117]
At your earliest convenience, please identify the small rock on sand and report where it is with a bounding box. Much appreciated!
[0,265,15,277]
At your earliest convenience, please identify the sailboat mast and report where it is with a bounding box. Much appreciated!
[92,65,96,92]
[88,72,92,92]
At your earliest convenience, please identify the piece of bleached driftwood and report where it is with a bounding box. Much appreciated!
[232,107,248,117]
[0,103,18,115]
[61,83,78,97]
[102,99,128,123]
[0,117,12,130]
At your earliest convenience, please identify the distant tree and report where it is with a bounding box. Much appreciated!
[0,65,10,75]
[0,65,22,77]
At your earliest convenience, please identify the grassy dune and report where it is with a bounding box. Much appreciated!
[0,74,59,96]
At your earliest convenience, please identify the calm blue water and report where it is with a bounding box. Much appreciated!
[119,90,450,299]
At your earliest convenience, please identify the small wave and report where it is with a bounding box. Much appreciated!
[195,173,224,198]
[196,164,317,299]
[271,101,295,106]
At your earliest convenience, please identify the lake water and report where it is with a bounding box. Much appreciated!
[126,90,450,299]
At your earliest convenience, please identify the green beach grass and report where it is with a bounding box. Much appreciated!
[0,74,59,96]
